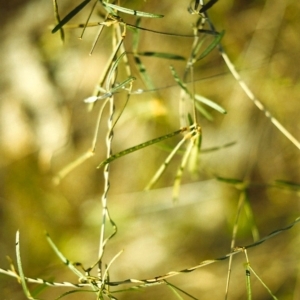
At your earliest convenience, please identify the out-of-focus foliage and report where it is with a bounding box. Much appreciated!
[0,0,299,299]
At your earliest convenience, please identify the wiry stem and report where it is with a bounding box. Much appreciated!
[225,190,247,300]
[204,13,300,150]
[97,26,122,275]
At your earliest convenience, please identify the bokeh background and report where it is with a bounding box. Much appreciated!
[0,0,299,299]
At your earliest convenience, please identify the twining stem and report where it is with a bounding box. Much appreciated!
[1,217,299,290]
[98,31,123,271]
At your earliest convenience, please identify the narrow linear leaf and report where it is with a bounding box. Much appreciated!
[52,0,91,33]
[195,102,214,121]
[138,52,185,60]
[172,139,194,201]
[54,22,99,30]
[170,67,224,118]
[45,232,84,279]
[31,280,52,298]
[248,266,279,300]
[198,29,220,36]
[55,289,95,300]
[52,0,65,42]
[103,2,164,18]
[132,18,142,52]
[102,250,124,283]
[145,138,187,191]
[105,48,126,90]
[169,66,190,94]
[126,23,195,38]
[133,55,155,89]
[216,176,244,185]
[188,134,202,174]
[16,231,39,300]
[191,37,205,59]
[97,128,184,168]
[84,77,136,103]
[194,0,200,11]
[200,0,219,13]
[165,280,199,300]
[195,94,227,114]
[197,30,225,61]
[275,180,300,190]
[79,0,98,39]
[166,282,185,300]
[201,141,236,153]
[131,18,156,89]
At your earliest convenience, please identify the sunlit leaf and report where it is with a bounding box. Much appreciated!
[102,2,164,18]
[195,94,227,114]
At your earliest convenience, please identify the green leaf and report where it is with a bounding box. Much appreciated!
[200,0,219,13]
[138,52,185,60]
[275,180,300,190]
[16,231,40,300]
[97,128,184,168]
[216,176,244,185]
[197,30,225,61]
[169,66,189,94]
[195,94,227,114]
[201,141,236,153]
[195,102,214,121]
[52,0,91,33]
[52,0,65,42]
[132,18,142,52]
[55,289,95,300]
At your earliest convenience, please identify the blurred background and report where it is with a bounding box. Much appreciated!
[0,0,299,299]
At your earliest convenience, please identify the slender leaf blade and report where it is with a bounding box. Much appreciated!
[52,0,65,42]
[16,231,39,300]
[275,180,300,190]
[103,2,164,18]
[197,30,225,61]
[200,0,219,13]
[97,128,184,168]
[195,94,227,114]
[138,52,185,60]
[52,0,91,33]
[169,66,190,95]
[195,102,213,121]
